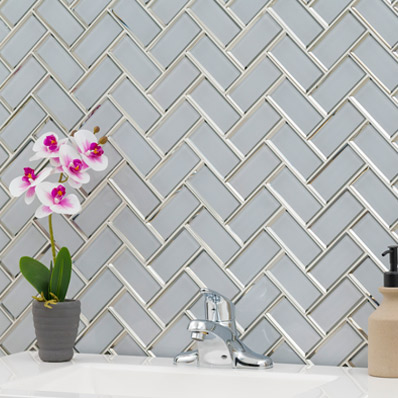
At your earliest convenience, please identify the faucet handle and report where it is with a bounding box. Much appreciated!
[201,289,235,325]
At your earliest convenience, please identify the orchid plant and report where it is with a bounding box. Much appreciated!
[9,127,108,308]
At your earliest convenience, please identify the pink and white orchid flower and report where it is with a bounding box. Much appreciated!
[58,145,90,189]
[9,167,52,204]
[30,133,67,164]
[35,182,81,218]
[72,129,108,171]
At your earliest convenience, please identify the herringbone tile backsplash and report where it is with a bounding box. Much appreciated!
[0,0,397,367]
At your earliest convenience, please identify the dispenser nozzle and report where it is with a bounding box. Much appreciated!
[382,245,398,287]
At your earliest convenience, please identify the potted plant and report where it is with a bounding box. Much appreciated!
[9,127,108,362]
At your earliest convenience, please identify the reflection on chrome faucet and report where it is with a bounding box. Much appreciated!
[174,289,273,369]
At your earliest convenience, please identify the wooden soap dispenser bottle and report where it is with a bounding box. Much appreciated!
[368,245,398,377]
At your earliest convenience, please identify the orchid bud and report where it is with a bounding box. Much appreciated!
[93,126,100,134]
[98,136,108,145]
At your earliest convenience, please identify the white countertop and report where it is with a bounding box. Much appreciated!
[0,352,396,398]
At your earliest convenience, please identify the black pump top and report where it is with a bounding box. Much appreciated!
[382,245,398,287]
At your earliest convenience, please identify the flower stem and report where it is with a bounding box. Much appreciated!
[48,214,56,266]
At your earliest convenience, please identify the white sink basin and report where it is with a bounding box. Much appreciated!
[0,352,385,398]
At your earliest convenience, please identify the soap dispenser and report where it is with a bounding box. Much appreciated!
[368,245,398,377]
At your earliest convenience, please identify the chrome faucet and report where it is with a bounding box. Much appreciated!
[174,289,273,369]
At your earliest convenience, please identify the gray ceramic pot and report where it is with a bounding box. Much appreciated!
[32,299,80,362]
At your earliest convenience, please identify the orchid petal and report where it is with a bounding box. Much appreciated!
[25,186,36,205]
[67,177,82,189]
[35,182,57,206]
[35,167,53,184]
[73,130,96,153]
[51,194,81,215]
[9,177,30,197]
[33,133,59,152]
[35,205,53,218]
[82,153,108,171]
[59,144,77,168]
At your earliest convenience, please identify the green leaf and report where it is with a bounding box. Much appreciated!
[20,257,50,300]
[49,247,72,302]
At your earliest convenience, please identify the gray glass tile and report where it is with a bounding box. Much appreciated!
[76,312,123,354]
[230,57,281,112]
[113,335,145,356]
[113,292,160,345]
[151,58,199,110]
[236,275,280,328]
[353,80,398,138]
[151,101,200,154]
[37,0,84,46]
[229,145,281,199]
[190,209,240,263]
[0,61,9,84]
[350,346,368,368]
[150,0,189,24]
[311,58,365,114]
[189,122,239,177]
[189,251,239,299]
[74,185,122,237]
[354,0,398,47]
[351,214,395,269]
[270,255,321,311]
[1,225,46,277]
[1,99,45,151]
[74,13,122,67]
[189,35,240,90]
[353,35,398,92]
[269,167,321,223]
[270,35,322,92]
[150,230,200,282]
[74,0,111,25]
[242,318,280,354]
[230,0,270,24]
[270,79,323,137]
[270,212,321,268]
[75,57,121,109]
[74,227,122,280]
[113,206,161,260]
[2,195,37,236]
[310,324,362,366]
[269,298,321,354]
[36,78,83,130]
[1,56,45,110]
[353,125,398,182]
[2,312,34,353]
[188,166,239,221]
[112,164,160,218]
[0,15,45,67]
[0,0,35,25]
[151,273,198,324]
[311,147,364,202]
[271,0,323,47]
[80,269,123,321]
[310,236,363,290]
[311,102,364,158]
[0,308,11,337]
[150,144,199,197]
[311,13,365,70]
[0,19,9,43]
[312,0,352,25]
[190,79,240,134]
[190,0,240,46]
[36,35,84,89]
[311,192,363,246]
[230,101,281,156]
[270,341,304,365]
[111,35,161,90]
[0,268,10,295]
[229,188,280,242]
[150,13,200,68]
[230,13,282,67]
[151,315,192,356]
[310,279,362,333]
[112,121,160,175]
[113,249,160,302]
[2,277,35,318]
[352,258,383,304]
[150,186,199,239]
[113,0,160,46]
[351,301,375,337]
[80,99,122,133]
[228,231,280,285]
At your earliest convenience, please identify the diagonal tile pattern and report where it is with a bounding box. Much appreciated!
[0,0,396,368]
